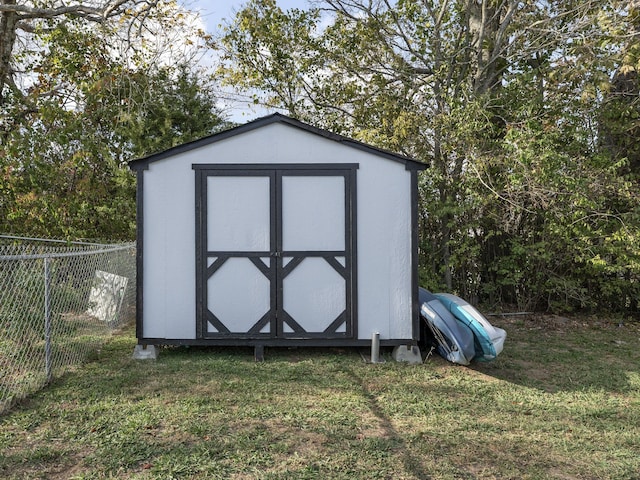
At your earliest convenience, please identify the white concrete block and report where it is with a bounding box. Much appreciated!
[133,344,159,360]
[392,345,422,364]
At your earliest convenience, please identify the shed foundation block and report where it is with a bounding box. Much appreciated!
[133,344,159,360]
[392,345,422,364]
[254,345,264,362]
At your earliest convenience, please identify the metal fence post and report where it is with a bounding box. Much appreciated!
[44,256,52,383]
[0,236,136,414]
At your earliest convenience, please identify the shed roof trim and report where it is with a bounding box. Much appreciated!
[128,113,427,171]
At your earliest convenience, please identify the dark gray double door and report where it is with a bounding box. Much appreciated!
[194,164,356,341]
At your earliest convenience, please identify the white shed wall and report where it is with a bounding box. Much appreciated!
[142,157,196,339]
[141,122,413,341]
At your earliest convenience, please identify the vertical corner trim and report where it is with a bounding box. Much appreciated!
[135,169,145,341]
[410,168,421,342]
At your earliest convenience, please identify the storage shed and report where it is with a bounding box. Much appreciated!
[129,114,426,353]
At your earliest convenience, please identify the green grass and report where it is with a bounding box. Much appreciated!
[1,316,639,479]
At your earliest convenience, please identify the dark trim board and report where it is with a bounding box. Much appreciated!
[193,163,360,171]
[194,166,204,339]
[410,168,421,345]
[134,169,145,340]
[137,337,418,348]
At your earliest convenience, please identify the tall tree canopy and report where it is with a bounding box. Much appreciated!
[218,0,640,313]
[0,1,227,240]
[1,1,161,108]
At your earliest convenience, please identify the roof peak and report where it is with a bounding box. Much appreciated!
[129,113,427,171]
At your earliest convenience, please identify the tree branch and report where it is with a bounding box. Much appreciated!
[0,0,145,22]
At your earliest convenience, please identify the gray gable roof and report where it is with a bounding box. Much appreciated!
[129,112,427,172]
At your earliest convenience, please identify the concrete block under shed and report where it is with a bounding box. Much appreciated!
[133,344,159,360]
[392,345,422,364]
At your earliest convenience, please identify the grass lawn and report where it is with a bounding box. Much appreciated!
[1,315,639,479]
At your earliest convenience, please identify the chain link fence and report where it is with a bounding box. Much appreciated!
[0,235,136,414]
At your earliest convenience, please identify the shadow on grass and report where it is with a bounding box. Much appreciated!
[343,366,433,480]
[468,316,640,394]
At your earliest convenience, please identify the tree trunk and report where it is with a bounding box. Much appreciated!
[467,0,503,96]
[0,0,18,106]
[600,1,640,177]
